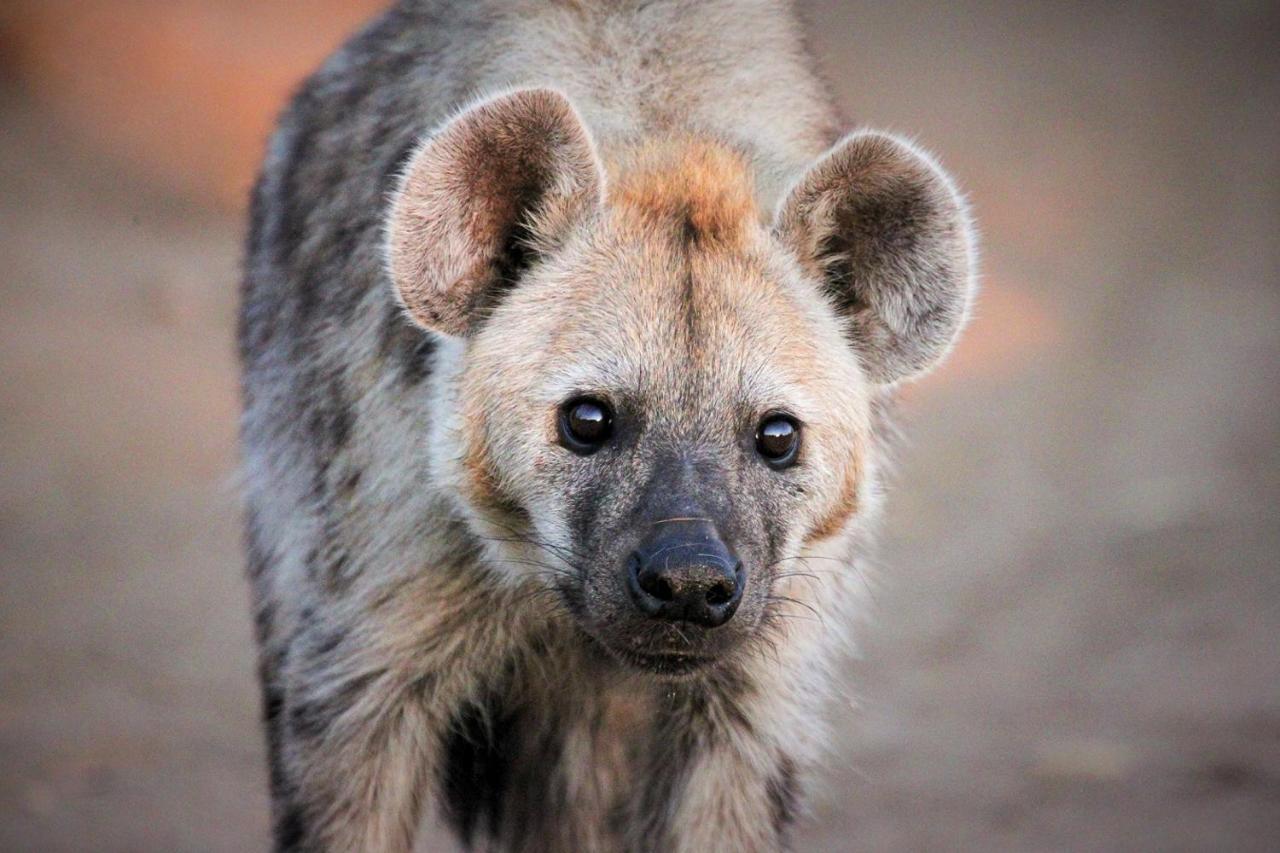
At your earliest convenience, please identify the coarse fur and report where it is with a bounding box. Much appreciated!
[239,1,975,850]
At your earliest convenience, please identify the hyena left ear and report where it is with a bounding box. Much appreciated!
[385,88,605,337]
[775,131,976,384]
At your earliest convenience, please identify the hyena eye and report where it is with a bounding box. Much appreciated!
[559,397,614,454]
[755,414,801,468]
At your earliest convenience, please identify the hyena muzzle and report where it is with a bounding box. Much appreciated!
[238,2,975,850]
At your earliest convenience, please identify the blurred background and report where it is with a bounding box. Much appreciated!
[1,1,1277,849]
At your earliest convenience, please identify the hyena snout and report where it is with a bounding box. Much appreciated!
[626,519,744,628]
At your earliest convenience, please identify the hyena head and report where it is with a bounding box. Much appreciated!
[386,89,973,676]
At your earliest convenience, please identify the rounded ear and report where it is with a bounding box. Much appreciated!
[775,130,976,384]
[384,88,605,337]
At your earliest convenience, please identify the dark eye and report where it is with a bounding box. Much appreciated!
[559,397,614,454]
[756,414,800,468]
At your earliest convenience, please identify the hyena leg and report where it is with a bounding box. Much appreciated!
[265,568,534,851]
[270,661,436,852]
[666,743,800,853]
[635,686,804,853]
[257,653,294,845]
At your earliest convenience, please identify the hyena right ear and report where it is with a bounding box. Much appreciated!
[385,88,605,337]
[775,131,976,384]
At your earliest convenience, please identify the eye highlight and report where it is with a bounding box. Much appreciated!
[755,413,801,468]
[558,397,614,454]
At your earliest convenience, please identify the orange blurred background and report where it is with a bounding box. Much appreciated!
[3,0,382,207]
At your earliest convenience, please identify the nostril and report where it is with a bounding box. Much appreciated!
[704,561,744,607]
[628,553,677,611]
[705,578,733,606]
[643,572,675,602]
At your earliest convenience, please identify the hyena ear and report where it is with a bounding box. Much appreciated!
[385,88,605,336]
[775,130,976,384]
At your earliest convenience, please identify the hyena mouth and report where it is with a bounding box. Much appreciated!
[617,648,719,677]
[604,621,735,677]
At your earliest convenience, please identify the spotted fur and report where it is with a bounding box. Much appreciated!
[240,1,974,850]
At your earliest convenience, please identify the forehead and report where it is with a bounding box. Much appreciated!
[566,143,828,393]
[480,138,864,422]
[554,247,800,407]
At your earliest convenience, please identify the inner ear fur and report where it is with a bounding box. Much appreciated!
[775,130,975,384]
[385,88,605,337]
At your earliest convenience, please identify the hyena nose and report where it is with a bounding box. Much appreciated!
[626,521,744,628]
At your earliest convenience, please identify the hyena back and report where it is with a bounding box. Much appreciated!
[239,1,974,850]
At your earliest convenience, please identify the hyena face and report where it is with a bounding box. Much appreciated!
[386,89,973,675]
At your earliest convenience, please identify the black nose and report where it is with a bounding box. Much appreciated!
[626,520,744,628]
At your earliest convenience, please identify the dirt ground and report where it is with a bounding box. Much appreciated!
[2,2,1278,850]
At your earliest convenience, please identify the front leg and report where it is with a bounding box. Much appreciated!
[665,735,800,852]
[272,665,435,852]
[633,678,807,853]
[266,566,544,852]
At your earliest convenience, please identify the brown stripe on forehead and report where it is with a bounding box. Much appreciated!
[607,137,759,250]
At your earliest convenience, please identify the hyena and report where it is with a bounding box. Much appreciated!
[239,1,974,850]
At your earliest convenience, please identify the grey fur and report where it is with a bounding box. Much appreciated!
[239,1,973,850]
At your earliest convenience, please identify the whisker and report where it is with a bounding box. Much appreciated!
[767,593,825,625]
[477,535,583,573]
[773,571,821,583]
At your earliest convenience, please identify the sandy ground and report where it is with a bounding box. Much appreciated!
[2,1,1278,850]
